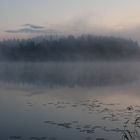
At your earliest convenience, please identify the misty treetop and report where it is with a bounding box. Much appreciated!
[0,35,139,61]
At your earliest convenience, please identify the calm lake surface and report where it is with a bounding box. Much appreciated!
[1,62,140,140]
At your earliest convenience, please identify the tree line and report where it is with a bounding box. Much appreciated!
[0,35,139,61]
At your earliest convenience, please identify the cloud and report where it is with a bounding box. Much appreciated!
[4,21,140,44]
[23,24,45,29]
[5,24,56,34]
[6,28,45,33]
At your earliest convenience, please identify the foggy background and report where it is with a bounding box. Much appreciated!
[0,0,140,87]
[1,0,140,44]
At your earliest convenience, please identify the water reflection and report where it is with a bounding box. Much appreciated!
[0,84,140,140]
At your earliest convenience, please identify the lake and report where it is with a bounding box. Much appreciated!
[1,62,140,140]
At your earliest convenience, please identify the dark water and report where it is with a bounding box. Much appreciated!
[1,83,140,140]
[1,62,140,140]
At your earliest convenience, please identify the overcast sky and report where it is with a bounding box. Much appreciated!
[0,0,140,40]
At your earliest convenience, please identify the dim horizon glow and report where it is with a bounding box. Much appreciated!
[0,0,140,41]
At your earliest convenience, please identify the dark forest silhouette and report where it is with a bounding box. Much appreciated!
[0,35,139,61]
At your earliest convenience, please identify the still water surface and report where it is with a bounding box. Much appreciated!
[1,82,140,140]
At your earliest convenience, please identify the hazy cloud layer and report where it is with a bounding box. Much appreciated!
[6,24,46,33]
[5,24,57,35]
[4,20,140,44]
[23,24,45,29]
[6,28,44,33]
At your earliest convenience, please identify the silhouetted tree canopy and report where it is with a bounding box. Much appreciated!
[0,35,139,61]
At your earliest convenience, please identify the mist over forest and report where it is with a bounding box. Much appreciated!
[0,35,139,62]
[0,35,139,86]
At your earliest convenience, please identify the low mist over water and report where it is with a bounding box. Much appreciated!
[0,61,140,87]
[1,70,140,140]
[1,61,140,140]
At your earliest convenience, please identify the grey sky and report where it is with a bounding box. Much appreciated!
[0,0,140,39]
